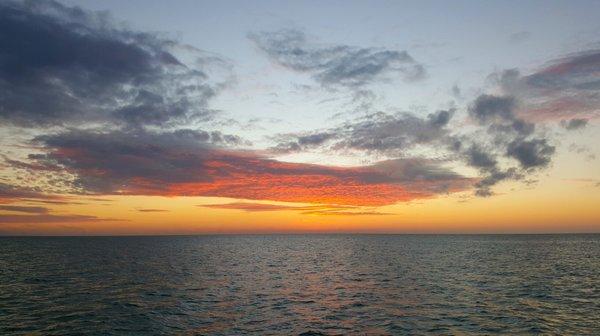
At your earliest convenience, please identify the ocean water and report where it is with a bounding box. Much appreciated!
[0,235,598,335]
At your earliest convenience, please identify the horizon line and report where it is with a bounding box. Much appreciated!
[1,232,599,238]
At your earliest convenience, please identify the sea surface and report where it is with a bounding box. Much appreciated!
[0,234,599,335]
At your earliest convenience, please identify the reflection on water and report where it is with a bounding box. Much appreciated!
[0,235,599,335]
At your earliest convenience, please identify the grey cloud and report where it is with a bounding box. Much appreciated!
[0,0,223,128]
[525,50,600,91]
[0,214,114,223]
[469,94,515,124]
[493,50,600,121]
[508,31,531,44]
[273,93,556,197]
[0,182,59,202]
[272,132,336,153]
[249,29,425,88]
[0,205,49,214]
[29,128,243,193]
[473,168,521,197]
[561,118,588,130]
[465,145,497,169]
[461,94,555,195]
[275,109,454,155]
[506,139,555,169]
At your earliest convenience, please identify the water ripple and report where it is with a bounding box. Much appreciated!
[0,234,599,335]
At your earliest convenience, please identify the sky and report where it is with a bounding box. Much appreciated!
[0,0,599,235]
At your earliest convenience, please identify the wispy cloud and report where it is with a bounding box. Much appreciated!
[0,205,49,214]
[249,29,425,89]
[493,50,600,122]
[136,209,169,213]
[199,202,393,216]
[0,214,117,224]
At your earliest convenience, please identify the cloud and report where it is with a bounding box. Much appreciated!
[493,50,600,122]
[202,202,308,212]
[457,94,555,195]
[0,182,61,203]
[272,109,454,155]
[200,202,393,216]
[249,29,425,88]
[469,95,516,124]
[560,118,588,130]
[21,129,472,206]
[0,205,49,214]
[200,202,353,212]
[0,1,577,207]
[508,31,531,44]
[272,93,556,197]
[525,50,600,91]
[0,0,224,128]
[300,210,394,216]
[506,138,554,169]
[136,209,168,213]
[0,214,114,224]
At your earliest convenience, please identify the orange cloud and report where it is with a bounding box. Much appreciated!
[123,156,472,206]
[24,131,474,206]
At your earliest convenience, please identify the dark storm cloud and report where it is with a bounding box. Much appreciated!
[249,29,425,88]
[560,118,588,130]
[273,109,454,155]
[0,0,222,128]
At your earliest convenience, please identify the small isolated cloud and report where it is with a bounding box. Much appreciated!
[508,31,531,44]
[560,118,588,130]
[136,209,169,213]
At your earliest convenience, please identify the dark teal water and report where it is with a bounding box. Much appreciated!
[0,235,599,335]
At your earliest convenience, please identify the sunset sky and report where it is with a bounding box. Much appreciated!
[1,0,599,235]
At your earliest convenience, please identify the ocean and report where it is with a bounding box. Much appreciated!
[1,234,598,335]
